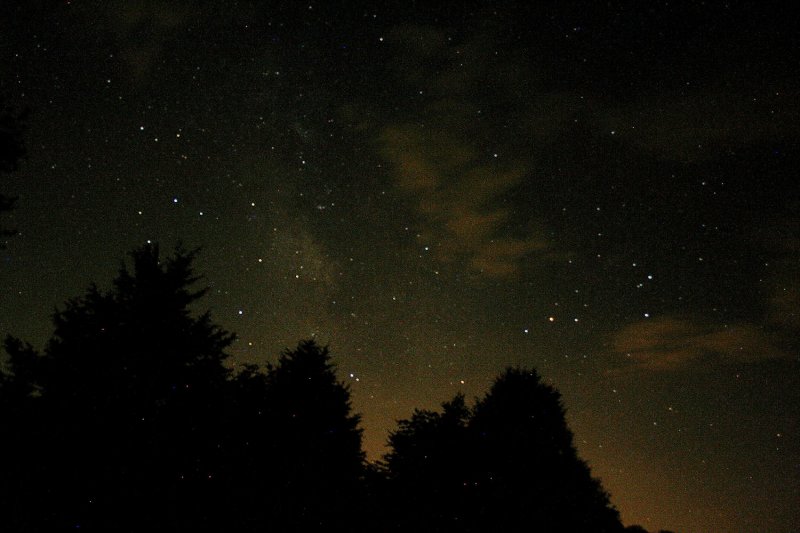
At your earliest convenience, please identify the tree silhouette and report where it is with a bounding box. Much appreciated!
[1,246,369,531]
[258,340,366,531]
[1,244,236,530]
[383,394,474,531]
[0,338,42,531]
[470,368,622,532]
[1,241,632,532]
[383,368,623,532]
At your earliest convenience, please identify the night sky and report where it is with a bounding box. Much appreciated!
[1,2,798,531]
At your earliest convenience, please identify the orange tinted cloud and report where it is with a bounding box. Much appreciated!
[374,25,570,278]
[380,123,546,277]
[612,316,788,372]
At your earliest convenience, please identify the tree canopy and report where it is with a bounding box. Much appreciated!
[0,245,365,531]
[383,368,623,533]
[1,243,629,532]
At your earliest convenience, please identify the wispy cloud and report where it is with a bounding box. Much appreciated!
[380,123,546,277]
[376,26,553,278]
[611,316,789,372]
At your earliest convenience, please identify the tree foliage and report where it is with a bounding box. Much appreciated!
[0,245,365,531]
[1,245,236,529]
[383,394,473,531]
[260,340,365,530]
[1,243,629,532]
[383,368,624,532]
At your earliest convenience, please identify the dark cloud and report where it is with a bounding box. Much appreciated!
[602,89,799,163]
[92,1,195,79]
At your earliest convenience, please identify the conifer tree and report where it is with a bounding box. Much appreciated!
[1,244,235,530]
[261,340,365,531]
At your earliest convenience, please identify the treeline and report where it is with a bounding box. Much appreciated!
[0,246,666,532]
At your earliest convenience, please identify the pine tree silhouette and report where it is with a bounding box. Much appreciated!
[1,244,235,530]
[260,340,365,531]
[383,394,473,531]
[2,242,627,532]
